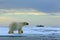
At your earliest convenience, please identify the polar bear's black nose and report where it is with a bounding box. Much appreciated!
[26,23,29,25]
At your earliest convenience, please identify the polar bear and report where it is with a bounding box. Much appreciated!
[8,22,29,34]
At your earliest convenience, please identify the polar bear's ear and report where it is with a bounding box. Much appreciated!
[23,22,29,25]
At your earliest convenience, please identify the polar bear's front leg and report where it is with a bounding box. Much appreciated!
[18,28,23,34]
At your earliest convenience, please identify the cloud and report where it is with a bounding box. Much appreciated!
[0,9,60,26]
[53,13,60,16]
[0,9,60,16]
[49,13,60,16]
[0,17,14,22]
[0,9,48,16]
[0,9,49,23]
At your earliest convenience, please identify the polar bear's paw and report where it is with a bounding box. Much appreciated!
[8,31,14,34]
[18,30,23,34]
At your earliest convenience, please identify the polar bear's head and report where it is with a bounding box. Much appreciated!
[22,22,29,25]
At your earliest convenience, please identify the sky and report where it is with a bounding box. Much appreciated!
[0,0,60,13]
[0,0,60,26]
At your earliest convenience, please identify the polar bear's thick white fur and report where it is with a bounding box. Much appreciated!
[8,22,29,34]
